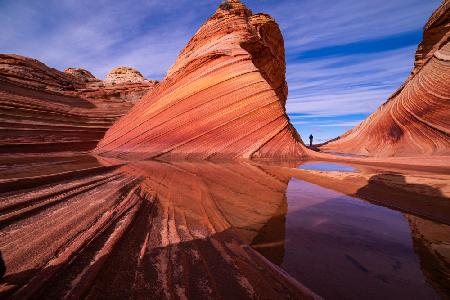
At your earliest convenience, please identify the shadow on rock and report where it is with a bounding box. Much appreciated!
[0,251,5,280]
[358,173,444,198]
[356,173,450,225]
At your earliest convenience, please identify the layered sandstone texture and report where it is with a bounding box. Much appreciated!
[95,0,306,160]
[74,67,158,104]
[64,67,97,82]
[0,157,318,299]
[0,55,156,153]
[321,2,450,157]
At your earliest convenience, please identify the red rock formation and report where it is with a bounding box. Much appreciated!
[0,54,84,91]
[321,2,450,157]
[0,55,156,153]
[72,67,158,104]
[68,81,158,104]
[95,0,307,160]
[0,157,318,299]
[105,66,146,84]
[64,67,98,82]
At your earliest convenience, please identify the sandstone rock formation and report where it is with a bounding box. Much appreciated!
[95,0,307,160]
[105,66,145,84]
[74,67,158,104]
[0,54,84,91]
[0,157,318,299]
[64,67,98,82]
[321,2,450,157]
[0,55,156,153]
[68,80,158,104]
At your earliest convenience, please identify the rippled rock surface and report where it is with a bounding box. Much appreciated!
[0,156,318,299]
[95,0,306,160]
[322,2,450,157]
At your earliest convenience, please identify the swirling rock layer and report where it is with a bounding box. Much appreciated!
[322,2,450,157]
[0,156,317,299]
[0,55,156,153]
[95,0,306,160]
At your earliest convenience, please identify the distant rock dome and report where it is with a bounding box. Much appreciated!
[64,68,97,82]
[105,67,146,84]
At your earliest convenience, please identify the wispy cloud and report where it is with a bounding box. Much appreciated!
[246,0,439,51]
[0,0,217,79]
[285,46,416,116]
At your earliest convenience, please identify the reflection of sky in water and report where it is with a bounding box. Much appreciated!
[299,162,359,172]
[274,178,440,300]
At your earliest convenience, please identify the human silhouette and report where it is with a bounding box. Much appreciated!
[309,134,313,147]
[0,251,5,280]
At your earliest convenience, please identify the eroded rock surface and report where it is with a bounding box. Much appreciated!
[0,157,318,299]
[64,68,98,83]
[80,67,159,103]
[0,55,156,153]
[321,2,450,157]
[95,0,307,160]
[105,66,146,84]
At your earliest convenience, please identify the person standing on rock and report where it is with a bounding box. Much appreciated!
[309,134,313,147]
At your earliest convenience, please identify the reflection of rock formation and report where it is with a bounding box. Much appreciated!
[122,160,290,245]
[0,55,157,153]
[0,156,318,299]
[95,0,307,160]
[250,209,286,265]
[407,215,450,299]
[322,3,450,157]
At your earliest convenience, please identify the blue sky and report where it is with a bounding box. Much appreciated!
[0,0,442,143]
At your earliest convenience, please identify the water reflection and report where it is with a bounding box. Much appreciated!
[0,156,449,299]
[121,160,291,246]
[298,161,359,172]
[121,160,449,299]
[272,178,447,300]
